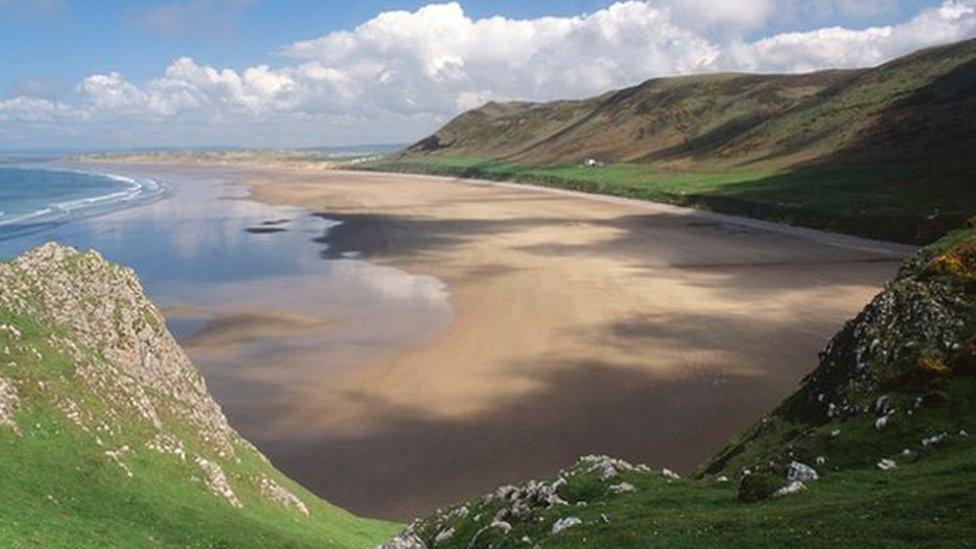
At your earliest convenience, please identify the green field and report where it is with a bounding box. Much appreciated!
[384,224,976,547]
[0,248,397,548]
[363,155,976,244]
[379,38,976,245]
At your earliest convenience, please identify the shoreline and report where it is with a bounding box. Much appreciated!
[339,168,918,257]
[230,165,905,519]
[0,164,167,240]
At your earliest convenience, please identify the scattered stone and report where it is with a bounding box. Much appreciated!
[146,433,187,461]
[578,455,646,482]
[257,476,308,517]
[960,430,970,437]
[875,415,889,430]
[877,459,898,471]
[608,482,635,495]
[104,446,134,478]
[0,377,21,434]
[0,243,243,458]
[921,432,948,450]
[661,468,681,480]
[786,461,818,482]
[490,519,512,534]
[815,456,826,466]
[831,429,841,437]
[773,481,806,497]
[716,475,730,483]
[381,530,425,549]
[551,517,582,535]
[433,527,454,545]
[195,457,242,508]
[875,395,890,414]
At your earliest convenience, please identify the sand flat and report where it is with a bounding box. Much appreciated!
[218,167,908,519]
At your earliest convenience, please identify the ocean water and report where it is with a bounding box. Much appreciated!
[0,166,164,239]
[0,162,452,455]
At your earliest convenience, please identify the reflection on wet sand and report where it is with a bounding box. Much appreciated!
[2,162,910,522]
[240,168,910,520]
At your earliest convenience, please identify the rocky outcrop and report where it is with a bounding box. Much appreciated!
[0,243,310,514]
[694,229,976,494]
[196,457,242,508]
[780,235,976,425]
[257,476,310,517]
[0,243,241,458]
[0,376,20,434]
[382,455,659,548]
[380,228,976,547]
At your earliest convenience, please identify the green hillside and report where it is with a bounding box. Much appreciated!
[370,38,976,244]
[382,221,976,547]
[0,244,396,547]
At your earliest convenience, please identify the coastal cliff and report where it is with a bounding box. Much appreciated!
[383,222,976,547]
[0,243,395,547]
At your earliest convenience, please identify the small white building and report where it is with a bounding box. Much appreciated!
[583,157,603,168]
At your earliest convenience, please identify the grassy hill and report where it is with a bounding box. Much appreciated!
[369,38,976,244]
[382,221,976,547]
[0,244,396,547]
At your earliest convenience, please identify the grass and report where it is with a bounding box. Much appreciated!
[362,155,976,244]
[405,421,976,547]
[388,226,976,547]
[0,305,398,548]
[397,368,976,548]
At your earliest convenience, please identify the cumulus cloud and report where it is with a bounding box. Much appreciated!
[726,0,976,72]
[3,0,976,146]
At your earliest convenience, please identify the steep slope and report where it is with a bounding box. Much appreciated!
[402,38,976,168]
[382,222,976,547]
[405,71,856,167]
[0,243,396,547]
[375,38,976,244]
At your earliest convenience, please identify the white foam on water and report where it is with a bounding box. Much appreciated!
[0,168,167,232]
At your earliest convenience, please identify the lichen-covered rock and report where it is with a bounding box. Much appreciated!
[257,476,309,517]
[196,457,242,508]
[0,376,20,434]
[551,516,582,535]
[701,228,976,479]
[608,482,635,495]
[773,480,806,497]
[145,433,187,461]
[0,243,245,458]
[786,461,818,482]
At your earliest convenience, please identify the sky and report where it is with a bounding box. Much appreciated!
[0,0,974,150]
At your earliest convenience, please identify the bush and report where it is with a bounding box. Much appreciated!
[737,471,784,503]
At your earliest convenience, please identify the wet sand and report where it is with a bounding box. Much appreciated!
[210,167,909,520]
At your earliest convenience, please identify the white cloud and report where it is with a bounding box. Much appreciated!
[3,1,976,147]
[0,96,76,123]
[725,0,976,72]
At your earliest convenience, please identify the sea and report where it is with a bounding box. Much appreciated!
[0,161,452,459]
[0,166,165,241]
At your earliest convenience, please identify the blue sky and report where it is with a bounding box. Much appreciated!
[0,1,619,97]
[0,0,972,149]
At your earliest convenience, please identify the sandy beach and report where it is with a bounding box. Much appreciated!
[176,166,905,519]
